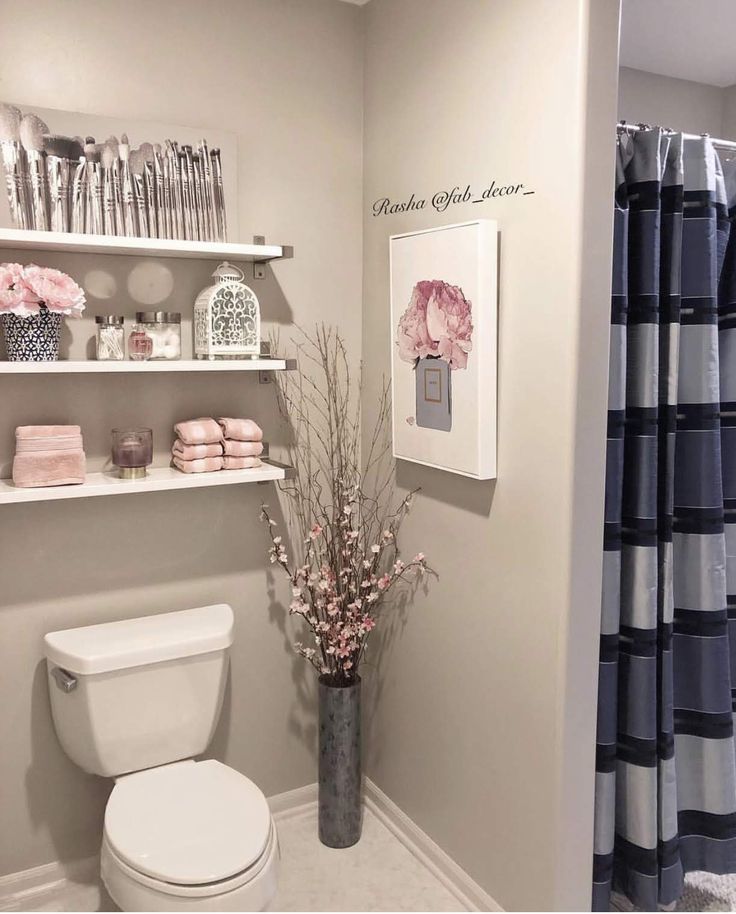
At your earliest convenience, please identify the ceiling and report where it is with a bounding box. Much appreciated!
[620,0,736,88]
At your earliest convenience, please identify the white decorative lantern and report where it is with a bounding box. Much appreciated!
[194,261,261,359]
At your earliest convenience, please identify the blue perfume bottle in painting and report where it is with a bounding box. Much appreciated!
[397,278,471,434]
[415,356,452,431]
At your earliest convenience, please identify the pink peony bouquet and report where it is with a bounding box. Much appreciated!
[0,263,86,317]
[397,279,473,370]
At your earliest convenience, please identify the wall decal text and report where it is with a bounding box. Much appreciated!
[372,181,535,217]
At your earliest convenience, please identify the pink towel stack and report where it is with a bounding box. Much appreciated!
[171,418,264,473]
[172,418,224,473]
[13,425,86,488]
[218,417,264,469]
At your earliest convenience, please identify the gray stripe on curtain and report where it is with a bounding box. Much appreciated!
[592,129,736,912]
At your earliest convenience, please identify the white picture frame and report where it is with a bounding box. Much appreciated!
[389,219,497,480]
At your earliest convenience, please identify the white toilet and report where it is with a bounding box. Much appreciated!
[44,603,279,912]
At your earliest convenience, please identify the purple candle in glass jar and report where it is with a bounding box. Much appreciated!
[112,428,153,479]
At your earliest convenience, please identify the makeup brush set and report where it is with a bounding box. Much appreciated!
[0,103,227,241]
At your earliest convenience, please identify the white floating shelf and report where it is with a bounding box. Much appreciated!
[0,461,293,505]
[0,358,294,374]
[0,227,290,263]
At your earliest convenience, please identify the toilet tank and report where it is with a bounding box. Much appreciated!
[44,604,234,777]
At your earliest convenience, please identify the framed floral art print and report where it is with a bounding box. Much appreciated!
[389,219,497,479]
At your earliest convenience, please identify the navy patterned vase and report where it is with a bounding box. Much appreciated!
[2,309,63,361]
[318,675,362,848]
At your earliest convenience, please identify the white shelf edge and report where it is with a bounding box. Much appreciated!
[0,460,293,505]
[0,227,290,262]
[0,358,295,374]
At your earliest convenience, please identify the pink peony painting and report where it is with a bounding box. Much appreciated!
[390,220,497,479]
[396,279,473,370]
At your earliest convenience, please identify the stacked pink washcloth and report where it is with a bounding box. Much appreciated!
[171,418,265,474]
[218,418,264,470]
[172,418,223,473]
[13,425,86,488]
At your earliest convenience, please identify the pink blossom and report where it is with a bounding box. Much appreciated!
[396,279,472,370]
[370,544,380,554]
[22,265,85,316]
[377,573,391,591]
[309,524,323,540]
[362,617,376,632]
[413,552,426,563]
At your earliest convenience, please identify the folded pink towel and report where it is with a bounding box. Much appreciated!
[172,455,224,474]
[16,425,82,440]
[13,450,86,488]
[16,434,84,454]
[223,439,263,458]
[173,418,223,446]
[172,440,224,461]
[218,418,263,442]
[223,456,263,470]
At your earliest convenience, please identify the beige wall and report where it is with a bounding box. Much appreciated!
[361,0,619,910]
[0,0,363,876]
[618,66,729,138]
[721,85,736,144]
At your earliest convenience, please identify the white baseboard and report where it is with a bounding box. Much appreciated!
[363,778,503,913]
[0,780,502,913]
[267,777,502,912]
[0,856,98,912]
[268,781,318,820]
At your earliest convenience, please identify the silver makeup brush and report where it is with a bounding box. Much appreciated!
[182,145,199,240]
[118,133,137,236]
[139,143,156,240]
[20,113,50,231]
[70,155,87,234]
[101,144,118,235]
[197,139,214,241]
[128,148,149,238]
[104,137,123,235]
[83,137,103,236]
[152,143,165,238]
[43,134,79,233]
[210,148,226,241]
[178,149,190,239]
[0,104,30,230]
[166,140,184,240]
[161,146,174,239]
[192,153,204,242]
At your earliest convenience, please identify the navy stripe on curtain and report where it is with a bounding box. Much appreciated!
[593,129,736,912]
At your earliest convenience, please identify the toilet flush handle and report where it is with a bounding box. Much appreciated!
[51,666,77,693]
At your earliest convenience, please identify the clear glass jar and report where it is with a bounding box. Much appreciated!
[95,315,125,361]
[112,427,153,479]
[128,325,153,361]
[135,311,182,360]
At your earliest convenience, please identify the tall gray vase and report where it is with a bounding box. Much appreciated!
[318,675,362,848]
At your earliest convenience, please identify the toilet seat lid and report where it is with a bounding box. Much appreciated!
[104,760,271,885]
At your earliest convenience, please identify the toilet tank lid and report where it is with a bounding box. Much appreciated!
[44,604,234,675]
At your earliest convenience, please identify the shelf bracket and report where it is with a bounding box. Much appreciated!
[253,235,267,279]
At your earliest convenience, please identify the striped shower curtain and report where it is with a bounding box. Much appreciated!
[593,128,736,911]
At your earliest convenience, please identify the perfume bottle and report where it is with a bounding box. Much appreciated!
[128,324,153,361]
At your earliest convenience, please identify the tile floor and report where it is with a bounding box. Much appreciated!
[11,808,467,912]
